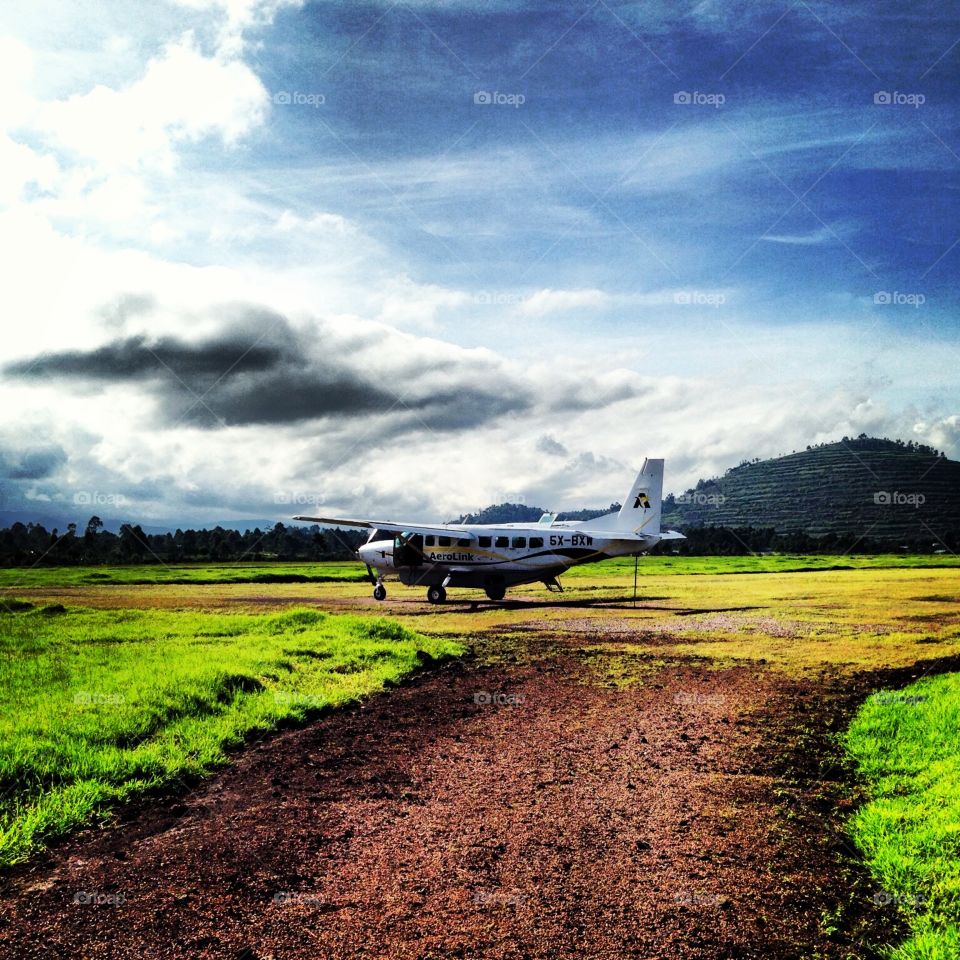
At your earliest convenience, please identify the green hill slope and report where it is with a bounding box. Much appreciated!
[662,437,960,544]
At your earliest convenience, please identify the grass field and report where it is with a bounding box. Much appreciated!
[0,600,462,866]
[1,552,959,590]
[0,561,367,588]
[847,674,960,959]
[3,556,960,957]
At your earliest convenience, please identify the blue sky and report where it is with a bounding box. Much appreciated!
[0,0,957,524]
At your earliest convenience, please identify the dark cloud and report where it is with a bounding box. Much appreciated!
[183,367,407,427]
[0,444,67,480]
[5,311,532,431]
[550,379,647,412]
[6,325,289,383]
[411,388,531,432]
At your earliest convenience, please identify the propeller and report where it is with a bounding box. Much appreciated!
[360,528,380,585]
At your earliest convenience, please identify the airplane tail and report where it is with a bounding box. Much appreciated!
[616,458,663,535]
[578,458,665,538]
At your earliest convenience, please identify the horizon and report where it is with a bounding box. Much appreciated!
[0,433,949,533]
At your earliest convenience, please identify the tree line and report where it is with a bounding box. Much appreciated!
[0,517,367,566]
[0,514,955,567]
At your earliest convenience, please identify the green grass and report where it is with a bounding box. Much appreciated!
[1,554,958,592]
[0,600,462,867]
[566,553,960,578]
[0,562,367,588]
[846,673,960,958]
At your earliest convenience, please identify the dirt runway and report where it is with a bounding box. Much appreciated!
[0,634,898,959]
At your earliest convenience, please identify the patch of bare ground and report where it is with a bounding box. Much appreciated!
[1,635,933,959]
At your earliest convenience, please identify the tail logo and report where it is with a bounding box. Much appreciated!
[633,492,651,510]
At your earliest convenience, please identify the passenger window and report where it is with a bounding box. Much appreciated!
[530,536,544,548]
[439,536,451,546]
[425,536,435,546]
[457,538,470,547]
[495,536,509,548]
[512,536,526,549]
[479,536,492,548]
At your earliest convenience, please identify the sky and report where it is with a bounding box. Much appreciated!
[0,0,958,526]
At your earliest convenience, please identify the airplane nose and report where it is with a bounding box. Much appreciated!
[358,539,393,566]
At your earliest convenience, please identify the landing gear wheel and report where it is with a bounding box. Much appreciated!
[484,585,505,601]
[373,584,387,601]
[427,585,447,604]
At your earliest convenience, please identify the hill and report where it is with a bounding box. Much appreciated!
[661,437,960,544]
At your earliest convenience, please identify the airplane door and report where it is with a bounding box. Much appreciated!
[393,533,424,568]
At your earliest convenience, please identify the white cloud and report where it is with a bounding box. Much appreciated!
[35,34,269,174]
[763,223,857,246]
[520,288,611,317]
[914,416,960,455]
[375,275,473,330]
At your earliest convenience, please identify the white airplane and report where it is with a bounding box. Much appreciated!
[294,458,684,604]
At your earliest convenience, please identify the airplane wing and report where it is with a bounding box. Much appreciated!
[292,516,477,541]
[572,527,686,541]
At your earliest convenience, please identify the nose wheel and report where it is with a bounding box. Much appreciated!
[373,583,387,601]
[426,585,446,604]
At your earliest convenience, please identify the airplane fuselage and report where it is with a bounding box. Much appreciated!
[358,521,660,595]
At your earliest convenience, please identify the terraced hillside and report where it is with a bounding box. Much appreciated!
[661,438,960,543]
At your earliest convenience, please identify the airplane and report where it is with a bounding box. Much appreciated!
[294,458,684,604]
